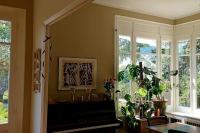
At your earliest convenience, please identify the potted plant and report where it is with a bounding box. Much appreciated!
[118,62,156,130]
[151,70,178,116]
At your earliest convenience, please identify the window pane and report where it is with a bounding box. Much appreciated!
[163,91,171,105]
[178,40,190,55]
[196,39,200,54]
[119,35,131,71]
[136,54,156,72]
[161,56,171,105]
[178,56,190,107]
[136,37,156,54]
[162,56,171,80]
[197,56,200,108]
[118,81,131,99]
[161,41,171,55]
[161,40,172,106]
[0,20,10,124]
[118,35,132,113]
[0,20,11,43]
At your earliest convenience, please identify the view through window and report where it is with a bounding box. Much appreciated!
[161,40,172,105]
[116,17,200,114]
[117,35,131,113]
[178,40,190,107]
[196,39,200,109]
[0,20,11,124]
[136,37,157,71]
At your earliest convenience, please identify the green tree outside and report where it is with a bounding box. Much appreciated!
[0,20,11,124]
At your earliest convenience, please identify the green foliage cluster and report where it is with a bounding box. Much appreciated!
[0,44,10,101]
[119,37,131,63]
[118,63,161,100]
[0,20,11,43]
[121,94,138,128]
[0,20,11,123]
[0,102,8,123]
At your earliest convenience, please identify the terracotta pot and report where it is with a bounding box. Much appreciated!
[153,100,168,116]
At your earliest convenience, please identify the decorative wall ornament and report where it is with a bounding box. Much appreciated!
[33,48,42,93]
[58,57,97,90]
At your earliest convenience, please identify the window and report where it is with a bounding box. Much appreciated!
[117,35,132,112]
[115,15,200,115]
[196,38,200,109]
[0,20,11,124]
[177,40,190,107]
[136,37,157,71]
[161,40,172,105]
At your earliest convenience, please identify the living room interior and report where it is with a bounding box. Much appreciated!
[0,0,200,133]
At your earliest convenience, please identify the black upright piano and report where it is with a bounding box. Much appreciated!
[47,101,123,133]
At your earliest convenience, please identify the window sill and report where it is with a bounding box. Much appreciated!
[0,123,8,132]
[166,112,200,121]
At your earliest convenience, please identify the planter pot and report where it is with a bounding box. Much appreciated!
[153,100,167,116]
[124,120,139,133]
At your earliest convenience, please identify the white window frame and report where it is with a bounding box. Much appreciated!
[115,15,174,116]
[115,15,200,116]
[175,37,192,113]
[192,32,200,114]
[0,7,26,132]
[160,36,174,112]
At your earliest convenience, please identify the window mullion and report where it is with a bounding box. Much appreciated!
[190,36,195,113]
[157,36,161,78]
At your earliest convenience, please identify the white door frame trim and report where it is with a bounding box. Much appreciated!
[41,1,93,133]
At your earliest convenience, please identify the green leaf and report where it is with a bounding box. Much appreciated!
[121,106,127,116]
[124,94,131,101]
[137,87,148,97]
[118,70,125,81]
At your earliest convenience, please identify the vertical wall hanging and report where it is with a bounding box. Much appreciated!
[33,48,42,93]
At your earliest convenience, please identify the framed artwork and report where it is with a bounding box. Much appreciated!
[58,57,97,90]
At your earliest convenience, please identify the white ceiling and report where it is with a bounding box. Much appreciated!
[93,0,200,19]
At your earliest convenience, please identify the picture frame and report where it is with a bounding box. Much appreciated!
[58,57,97,90]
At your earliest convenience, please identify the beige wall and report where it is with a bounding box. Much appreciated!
[0,1,33,133]
[48,3,174,101]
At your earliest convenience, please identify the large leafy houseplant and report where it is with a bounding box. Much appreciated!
[118,62,160,100]
[118,62,158,129]
[151,70,178,100]
[152,70,178,116]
